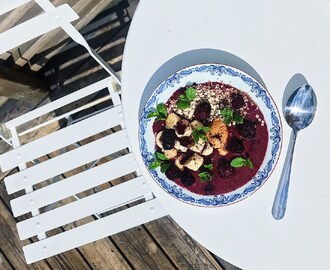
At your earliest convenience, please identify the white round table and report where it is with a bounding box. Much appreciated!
[121,0,330,269]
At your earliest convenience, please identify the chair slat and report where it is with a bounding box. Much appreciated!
[0,0,31,16]
[6,78,113,128]
[23,199,167,264]
[0,105,123,171]
[0,4,79,55]
[11,153,138,217]
[17,176,150,240]
[5,129,129,194]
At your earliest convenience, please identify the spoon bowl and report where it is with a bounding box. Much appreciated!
[272,84,317,220]
[285,84,317,131]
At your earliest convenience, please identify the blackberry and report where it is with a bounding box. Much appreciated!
[180,150,195,164]
[218,160,234,179]
[165,164,181,180]
[218,164,233,179]
[231,93,245,110]
[176,119,189,135]
[227,136,244,153]
[162,129,176,149]
[194,101,211,121]
[237,120,256,140]
[180,169,195,187]
[179,136,193,147]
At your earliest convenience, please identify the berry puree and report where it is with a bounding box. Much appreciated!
[150,81,268,196]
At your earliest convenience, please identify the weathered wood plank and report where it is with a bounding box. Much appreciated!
[43,249,91,270]
[0,66,48,102]
[75,219,133,270]
[0,2,38,32]
[111,227,176,270]
[0,52,11,63]
[0,198,52,269]
[0,249,14,270]
[145,217,224,270]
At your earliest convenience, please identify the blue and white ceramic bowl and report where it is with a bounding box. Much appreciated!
[139,63,282,207]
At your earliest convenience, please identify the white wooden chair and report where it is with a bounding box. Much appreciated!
[0,0,167,264]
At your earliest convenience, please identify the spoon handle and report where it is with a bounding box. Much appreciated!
[272,129,297,220]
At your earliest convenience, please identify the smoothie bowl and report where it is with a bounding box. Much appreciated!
[139,64,282,207]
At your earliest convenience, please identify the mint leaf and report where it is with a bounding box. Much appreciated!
[186,87,196,101]
[149,160,161,170]
[233,113,243,124]
[177,100,190,110]
[147,103,167,121]
[199,133,207,141]
[192,130,200,143]
[202,127,211,132]
[160,162,171,173]
[193,125,210,142]
[230,157,247,168]
[157,103,167,117]
[230,157,253,169]
[246,158,253,169]
[204,164,213,170]
[223,117,231,125]
[147,111,158,118]
[221,107,235,125]
[198,171,211,183]
[221,107,233,118]
[179,94,186,101]
[177,87,196,109]
[155,151,168,161]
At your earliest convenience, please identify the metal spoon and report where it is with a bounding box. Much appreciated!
[272,84,317,220]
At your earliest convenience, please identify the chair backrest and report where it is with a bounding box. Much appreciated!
[0,0,167,264]
[0,0,121,84]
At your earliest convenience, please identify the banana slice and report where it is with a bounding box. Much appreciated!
[156,131,163,149]
[164,149,177,159]
[206,118,228,155]
[188,142,205,153]
[190,120,203,129]
[165,113,181,129]
[174,140,188,152]
[183,153,204,171]
[201,143,213,156]
[175,119,192,137]
[175,156,184,171]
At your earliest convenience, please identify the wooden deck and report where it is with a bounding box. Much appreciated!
[0,1,240,269]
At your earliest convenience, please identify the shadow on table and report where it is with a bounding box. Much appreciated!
[139,48,266,116]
